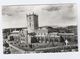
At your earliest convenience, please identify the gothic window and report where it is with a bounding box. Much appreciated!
[30,22,31,27]
[28,17,32,27]
[29,17,31,20]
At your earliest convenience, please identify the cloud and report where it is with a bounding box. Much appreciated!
[42,5,61,12]
[59,4,75,20]
[42,4,74,12]
[2,6,27,16]
[2,4,76,28]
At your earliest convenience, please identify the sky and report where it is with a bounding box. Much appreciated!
[2,3,77,29]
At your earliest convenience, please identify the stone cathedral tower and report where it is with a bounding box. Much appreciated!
[26,13,38,44]
[26,13,38,33]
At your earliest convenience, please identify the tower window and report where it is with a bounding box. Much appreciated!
[30,22,31,27]
[29,17,31,20]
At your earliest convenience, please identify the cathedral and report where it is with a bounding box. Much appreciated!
[7,13,75,47]
[26,13,60,44]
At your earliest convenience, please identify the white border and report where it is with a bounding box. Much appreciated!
[0,0,80,59]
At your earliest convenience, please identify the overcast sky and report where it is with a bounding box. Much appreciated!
[2,3,77,29]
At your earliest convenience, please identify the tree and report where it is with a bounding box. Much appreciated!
[3,41,9,48]
[4,49,11,54]
[60,36,65,42]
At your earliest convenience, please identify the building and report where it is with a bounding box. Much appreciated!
[8,29,28,44]
[3,27,27,39]
[35,27,48,43]
[26,13,38,33]
[19,29,28,44]
[26,13,39,44]
[6,13,78,46]
[34,26,60,43]
[8,30,20,44]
